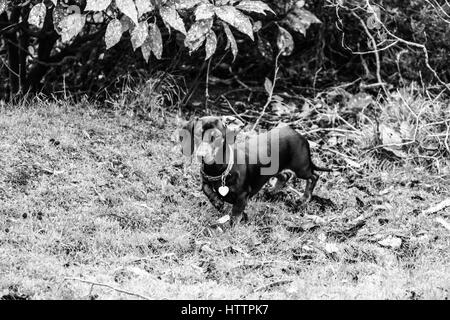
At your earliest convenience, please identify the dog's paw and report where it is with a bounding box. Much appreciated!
[212,200,225,212]
[300,194,312,204]
[229,213,248,227]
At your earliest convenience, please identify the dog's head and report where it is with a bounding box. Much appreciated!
[172,115,199,157]
[173,115,245,163]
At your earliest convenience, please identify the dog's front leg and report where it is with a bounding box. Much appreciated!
[230,195,248,227]
[202,182,225,212]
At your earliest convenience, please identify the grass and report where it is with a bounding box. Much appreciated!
[0,99,449,300]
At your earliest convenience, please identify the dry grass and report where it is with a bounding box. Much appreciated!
[0,98,449,300]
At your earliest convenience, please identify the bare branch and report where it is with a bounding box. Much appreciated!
[364,0,450,92]
[351,11,388,96]
[253,50,283,131]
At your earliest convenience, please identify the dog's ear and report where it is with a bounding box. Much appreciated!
[221,116,245,135]
[179,116,199,157]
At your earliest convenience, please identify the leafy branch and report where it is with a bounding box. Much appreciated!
[18,0,319,62]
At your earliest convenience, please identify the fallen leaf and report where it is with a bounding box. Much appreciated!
[304,214,326,224]
[436,217,450,231]
[343,157,362,168]
[226,245,250,257]
[423,198,450,215]
[317,232,327,242]
[378,235,402,249]
[216,215,230,224]
[324,242,339,254]
[201,244,220,255]
[379,186,394,195]
[347,93,374,111]
[302,244,315,252]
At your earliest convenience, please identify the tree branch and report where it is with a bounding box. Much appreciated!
[252,50,282,131]
[64,277,151,300]
[352,11,388,96]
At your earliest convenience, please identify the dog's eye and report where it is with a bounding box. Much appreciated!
[179,136,184,142]
[210,135,215,142]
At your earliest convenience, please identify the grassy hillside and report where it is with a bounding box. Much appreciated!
[0,100,449,299]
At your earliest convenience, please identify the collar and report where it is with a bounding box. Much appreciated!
[200,144,234,182]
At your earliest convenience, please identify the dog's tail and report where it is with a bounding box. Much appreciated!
[312,163,333,172]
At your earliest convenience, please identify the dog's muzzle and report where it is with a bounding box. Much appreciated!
[196,142,216,163]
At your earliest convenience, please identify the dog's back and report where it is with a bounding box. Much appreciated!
[234,125,308,168]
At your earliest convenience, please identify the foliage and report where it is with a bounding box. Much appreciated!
[0,0,323,99]
[23,0,319,60]
[2,1,450,101]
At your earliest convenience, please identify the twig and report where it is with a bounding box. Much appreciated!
[129,253,176,262]
[436,217,450,231]
[444,122,450,154]
[0,22,21,35]
[180,60,208,107]
[398,93,426,143]
[287,186,303,198]
[366,0,450,91]
[336,114,359,132]
[360,141,416,157]
[220,95,246,123]
[321,146,362,168]
[205,57,212,111]
[352,11,388,96]
[422,198,450,215]
[302,128,362,135]
[424,0,450,23]
[396,49,408,84]
[64,277,151,300]
[0,56,19,77]
[253,280,293,293]
[352,40,399,54]
[252,51,283,131]
[232,260,290,270]
[330,77,362,90]
[313,67,323,92]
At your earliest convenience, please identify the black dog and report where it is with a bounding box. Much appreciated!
[176,116,331,226]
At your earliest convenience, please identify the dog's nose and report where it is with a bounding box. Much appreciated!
[170,130,180,143]
[196,143,210,157]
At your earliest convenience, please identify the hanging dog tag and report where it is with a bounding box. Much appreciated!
[218,185,229,196]
[218,175,229,196]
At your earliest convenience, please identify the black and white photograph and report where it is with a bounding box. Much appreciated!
[0,0,449,302]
